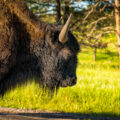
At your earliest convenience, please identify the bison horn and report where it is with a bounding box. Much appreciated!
[59,14,72,43]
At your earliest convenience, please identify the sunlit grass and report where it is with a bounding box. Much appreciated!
[0,49,120,116]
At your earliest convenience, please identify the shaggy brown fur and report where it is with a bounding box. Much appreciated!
[0,0,80,96]
[0,0,46,80]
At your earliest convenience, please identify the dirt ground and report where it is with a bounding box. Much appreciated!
[0,108,120,120]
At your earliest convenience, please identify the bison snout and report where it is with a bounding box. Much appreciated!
[71,75,77,85]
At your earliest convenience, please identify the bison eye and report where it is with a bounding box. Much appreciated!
[59,48,72,60]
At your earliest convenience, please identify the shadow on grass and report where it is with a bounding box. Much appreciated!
[0,112,119,120]
[96,51,118,62]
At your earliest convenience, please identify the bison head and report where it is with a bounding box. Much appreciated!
[34,15,80,90]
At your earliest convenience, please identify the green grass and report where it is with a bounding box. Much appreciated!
[0,47,120,117]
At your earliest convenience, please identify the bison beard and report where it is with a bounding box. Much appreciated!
[0,0,80,96]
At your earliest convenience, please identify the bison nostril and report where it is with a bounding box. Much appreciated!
[74,76,77,80]
[71,76,77,84]
[71,75,77,80]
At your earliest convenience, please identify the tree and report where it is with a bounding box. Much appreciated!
[63,1,70,24]
[55,0,61,24]
[115,0,120,70]
[26,0,81,24]
[26,0,55,16]
[72,0,115,61]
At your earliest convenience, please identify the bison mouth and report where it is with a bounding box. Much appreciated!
[61,76,77,87]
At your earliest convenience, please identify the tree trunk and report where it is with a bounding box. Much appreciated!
[93,47,97,61]
[55,0,61,24]
[63,1,70,24]
[115,0,120,70]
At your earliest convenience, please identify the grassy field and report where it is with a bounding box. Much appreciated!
[0,44,120,117]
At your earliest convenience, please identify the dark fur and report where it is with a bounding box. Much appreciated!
[0,0,80,96]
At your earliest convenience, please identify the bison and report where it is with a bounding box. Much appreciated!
[0,0,80,96]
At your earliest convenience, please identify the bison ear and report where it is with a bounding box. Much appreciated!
[59,14,72,44]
